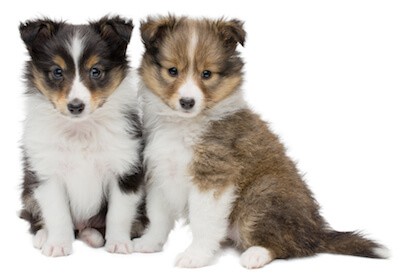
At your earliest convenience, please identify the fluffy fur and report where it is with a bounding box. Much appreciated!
[19,16,147,256]
[134,15,388,268]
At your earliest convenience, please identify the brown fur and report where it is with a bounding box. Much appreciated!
[84,54,100,70]
[86,68,125,109]
[53,55,67,69]
[32,65,71,114]
[139,16,244,112]
[193,102,383,260]
[140,15,385,263]
[32,61,126,115]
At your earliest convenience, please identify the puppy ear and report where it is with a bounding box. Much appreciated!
[215,19,246,48]
[91,16,134,55]
[140,15,178,50]
[19,18,62,50]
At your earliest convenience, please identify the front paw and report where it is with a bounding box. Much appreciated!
[175,248,213,268]
[33,229,72,257]
[41,241,73,257]
[105,240,134,254]
[132,236,164,253]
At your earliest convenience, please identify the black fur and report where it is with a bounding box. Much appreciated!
[125,110,143,139]
[20,16,133,96]
[118,167,144,194]
[19,16,146,243]
[19,154,42,234]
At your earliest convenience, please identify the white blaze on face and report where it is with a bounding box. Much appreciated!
[177,78,204,115]
[175,31,204,117]
[188,29,198,61]
[67,35,91,117]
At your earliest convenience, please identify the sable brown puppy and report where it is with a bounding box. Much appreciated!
[134,15,388,268]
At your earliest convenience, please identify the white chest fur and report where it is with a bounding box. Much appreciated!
[23,75,140,223]
[142,87,247,218]
[144,118,203,217]
[142,93,205,217]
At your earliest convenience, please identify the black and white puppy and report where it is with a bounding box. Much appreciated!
[19,16,145,257]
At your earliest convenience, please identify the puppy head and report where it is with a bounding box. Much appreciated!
[20,16,133,119]
[139,15,246,118]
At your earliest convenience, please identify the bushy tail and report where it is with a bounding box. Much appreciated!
[319,231,389,259]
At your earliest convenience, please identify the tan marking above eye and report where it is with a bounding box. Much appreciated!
[85,55,100,70]
[88,69,125,111]
[53,55,67,69]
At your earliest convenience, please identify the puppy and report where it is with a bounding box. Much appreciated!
[133,15,388,268]
[19,16,146,257]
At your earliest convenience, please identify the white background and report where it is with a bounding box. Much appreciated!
[0,0,399,276]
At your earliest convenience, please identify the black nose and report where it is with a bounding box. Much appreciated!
[179,98,195,110]
[67,99,85,115]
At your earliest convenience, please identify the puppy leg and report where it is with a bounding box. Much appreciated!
[132,185,175,253]
[105,180,141,254]
[34,179,74,257]
[175,186,236,268]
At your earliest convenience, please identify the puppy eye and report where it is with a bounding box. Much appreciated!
[168,67,178,77]
[201,70,212,79]
[90,67,102,79]
[52,67,63,80]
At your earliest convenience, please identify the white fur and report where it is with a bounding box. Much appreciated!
[68,77,91,115]
[105,181,141,254]
[188,31,198,62]
[175,186,237,268]
[67,35,91,117]
[373,246,391,259]
[33,229,48,249]
[131,182,176,253]
[133,84,246,267]
[34,178,74,256]
[240,246,273,269]
[23,71,142,256]
[78,228,104,248]
[177,78,204,116]
[69,35,83,69]
[174,31,201,117]
[133,88,199,252]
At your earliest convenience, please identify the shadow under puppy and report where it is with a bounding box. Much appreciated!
[134,15,388,268]
[19,16,147,257]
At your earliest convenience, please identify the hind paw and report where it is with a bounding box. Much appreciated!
[78,228,104,248]
[240,246,273,269]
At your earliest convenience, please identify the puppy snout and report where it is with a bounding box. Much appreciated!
[67,99,85,115]
[179,98,195,110]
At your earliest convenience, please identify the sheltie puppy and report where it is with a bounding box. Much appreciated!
[19,16,146,257]
[133,15,388,268]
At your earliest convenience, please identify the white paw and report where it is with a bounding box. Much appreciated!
[41,241,72,257]
[33,229,47,249]
[132,237,164,253]
[105,240,134,254]
[175,248,213,268]
[240,246,273,269]
[78,228,104,248]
